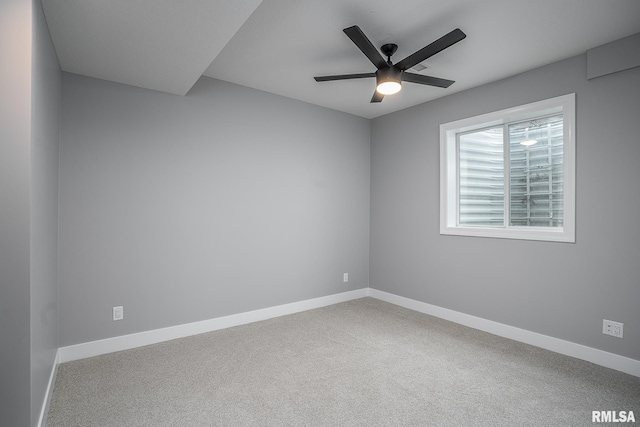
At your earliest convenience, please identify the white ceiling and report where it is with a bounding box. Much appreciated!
[44,0,640,118]
[42,0,263,96]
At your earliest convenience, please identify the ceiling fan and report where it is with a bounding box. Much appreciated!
[314,26,466,103]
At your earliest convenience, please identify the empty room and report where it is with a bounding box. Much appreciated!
[2,0,640,426]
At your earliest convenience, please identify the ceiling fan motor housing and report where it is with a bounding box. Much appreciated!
[376,66,402,90]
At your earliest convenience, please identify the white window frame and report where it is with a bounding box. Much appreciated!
[440,93,575,243]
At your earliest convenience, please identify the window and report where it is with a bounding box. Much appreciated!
[440,94,575,242]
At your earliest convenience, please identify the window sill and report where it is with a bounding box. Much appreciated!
[440,225,575,243]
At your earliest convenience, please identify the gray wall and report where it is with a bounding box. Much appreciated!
[1,1,60,425]
[58,75,370,346]
[0,1,33,424]
[30,0,61,424]
[370,53,640,360]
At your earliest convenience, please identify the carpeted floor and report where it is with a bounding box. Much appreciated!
[47,298,640,426]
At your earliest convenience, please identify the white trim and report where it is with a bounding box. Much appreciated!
[369,288,639,377]
[58,288,369,363]
[56,287,639,378]
[37,349,59,427]
[440,93,576,243]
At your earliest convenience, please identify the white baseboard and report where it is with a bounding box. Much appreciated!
[37,349,59,427]
[56,287,639,378]
[58,288,369,363]
[369,288,640,377]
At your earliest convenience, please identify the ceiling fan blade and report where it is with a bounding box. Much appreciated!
[343,26,389,70]
[395,28,466,71]
[314,73,376,82]
[370,91,384,103]
[402,72,455,88]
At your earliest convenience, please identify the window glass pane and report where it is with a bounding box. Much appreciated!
[509,114,564,227]
[441,93,574,242]
[458,127,504,226]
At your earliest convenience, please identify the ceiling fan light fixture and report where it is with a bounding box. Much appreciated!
[376,67,402,95]
[377,80,402,95]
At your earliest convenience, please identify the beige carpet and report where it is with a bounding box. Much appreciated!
[47,298,640,426]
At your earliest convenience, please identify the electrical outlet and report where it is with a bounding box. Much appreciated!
[343,273,349,283]
[603,319,623,338]
[113,306,124,321]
